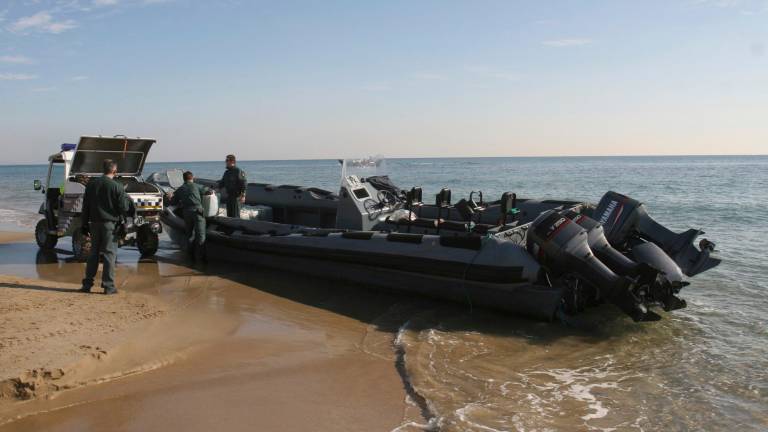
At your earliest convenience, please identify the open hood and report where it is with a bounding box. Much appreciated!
[70,136,155,177]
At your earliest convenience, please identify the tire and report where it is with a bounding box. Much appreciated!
[35,219,58,250]
[137,226,159,257]
[72,228,92,261]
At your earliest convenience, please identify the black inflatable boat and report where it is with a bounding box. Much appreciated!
[149,163,719,322]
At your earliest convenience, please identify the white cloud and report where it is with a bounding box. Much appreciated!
[0,73,37,80]
[93,0,119,6]
[8,11,77,34]
[0,55,34,64]
[71,75,89,81]
[542,38,593,47]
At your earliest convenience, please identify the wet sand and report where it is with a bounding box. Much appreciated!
[0,273,169,400]
[0,232,410,431]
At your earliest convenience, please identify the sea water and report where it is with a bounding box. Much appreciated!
[1,156,766,431]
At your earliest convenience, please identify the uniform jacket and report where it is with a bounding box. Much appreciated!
[218,166,247,197]
[171,181,211,212]
[81,175,129,225]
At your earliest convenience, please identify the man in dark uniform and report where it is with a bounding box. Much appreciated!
[80,159,129,294]
[170,171,212,262]
[218,154,247,218]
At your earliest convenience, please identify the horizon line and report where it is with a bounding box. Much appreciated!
[2,153,767,167]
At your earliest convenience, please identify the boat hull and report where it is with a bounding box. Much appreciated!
[162,210,564,320]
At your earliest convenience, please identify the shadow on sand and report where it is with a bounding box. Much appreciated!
[188,252,643,343]
[0,282,83,294]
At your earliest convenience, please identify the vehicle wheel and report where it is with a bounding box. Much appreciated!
[137,227,159,257]
[72,229,92,261]
[35,219,58,249]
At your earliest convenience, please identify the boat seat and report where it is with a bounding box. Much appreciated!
[499,191,519,225]
[435,188,451,207]
[410,218,440,229]
[468,191,484,210]
[405,187,424,214]
[387,217,439,229]
[456,195,488,233]
[434,188,453,233]
[407,187,423,204]
[392,187,425,233]
[455,199,475,221]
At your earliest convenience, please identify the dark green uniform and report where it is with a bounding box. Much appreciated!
[170,181,211,260]
[218,166,247,218]
[81,175,129,293]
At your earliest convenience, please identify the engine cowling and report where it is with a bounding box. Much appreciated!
[528,210,660,321]
[592,191,720,277]
[564,209,688,312]
[563,210,655,280]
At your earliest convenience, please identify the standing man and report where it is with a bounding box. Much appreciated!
[170,171,212,262]
[218,154,247,218]
[80,159,129,294]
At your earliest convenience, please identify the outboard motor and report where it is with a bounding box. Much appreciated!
[563,210,655,280]
[593,191,720,277]
[564,210,687,312]
[528,210,661,322]
[629,239,688,311]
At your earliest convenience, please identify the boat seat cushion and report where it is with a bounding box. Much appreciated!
[387,217,439,229]
[439,235,482,250]
[410,218,439,228]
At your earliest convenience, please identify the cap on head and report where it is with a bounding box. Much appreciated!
[102,159,117,174]
[226,154,236,162]
[183,171,194,182]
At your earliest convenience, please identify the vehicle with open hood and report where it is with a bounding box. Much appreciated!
[33,135,164,259]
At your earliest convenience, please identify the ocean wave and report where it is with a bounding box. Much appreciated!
[0,207,39,229]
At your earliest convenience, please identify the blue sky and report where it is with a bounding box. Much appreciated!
[0,0,766,163]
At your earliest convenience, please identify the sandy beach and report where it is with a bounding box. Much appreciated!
[0,231,411,431]
[0,273,169,401]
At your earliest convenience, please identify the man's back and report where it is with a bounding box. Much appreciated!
[83,175,128,223]
[172,182,206,211]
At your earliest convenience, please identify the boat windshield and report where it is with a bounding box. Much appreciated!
[340,155,388,181]
[146,169,184,190]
